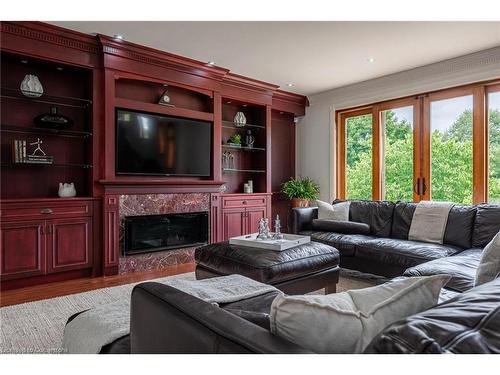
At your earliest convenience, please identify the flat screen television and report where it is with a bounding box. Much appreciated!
[116,109,212,177]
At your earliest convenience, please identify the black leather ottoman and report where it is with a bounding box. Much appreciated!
[195,241,340,294]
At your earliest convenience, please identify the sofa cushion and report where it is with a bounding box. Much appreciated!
[443,205,477,249]
[365,277,500,354]
[475,231,500,286]
[311,219,370,235]
[404,248,483,292]
[195,241,339,284]
[270,275,449,353]
[472,204,500,247]
[391,202,417,240]
[349,200,395,238]
[355,238,462,269]
[316,200,350,221]
[300,231,376,257]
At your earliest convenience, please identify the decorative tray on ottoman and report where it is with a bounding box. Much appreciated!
[229,233,311,251]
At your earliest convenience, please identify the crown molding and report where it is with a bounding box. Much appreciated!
[222,72,279,95]
[1,21,100,55]
[98,34,230,82]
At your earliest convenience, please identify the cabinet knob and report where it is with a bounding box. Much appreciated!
[242,200,247,205]
[40,208,53,214]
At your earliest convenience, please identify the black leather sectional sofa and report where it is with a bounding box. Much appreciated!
[292,200,500,284]
[125,200,500,353]
[129,277,500,353]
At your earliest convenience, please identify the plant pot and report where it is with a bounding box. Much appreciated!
[291,198,309,208]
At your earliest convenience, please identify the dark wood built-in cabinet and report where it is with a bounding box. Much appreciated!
[1,198,97,284]
[0,21,307,289]
[220,193,270,240]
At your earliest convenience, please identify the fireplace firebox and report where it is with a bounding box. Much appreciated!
[123,212,208,255]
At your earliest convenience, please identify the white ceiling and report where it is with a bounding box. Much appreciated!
[50,21,500,95]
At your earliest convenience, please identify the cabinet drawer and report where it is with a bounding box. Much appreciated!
[222,195,267,208]
[1,200,94,220]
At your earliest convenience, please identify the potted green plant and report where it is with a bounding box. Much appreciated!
[281,177,320,208]
[227,133,242,147]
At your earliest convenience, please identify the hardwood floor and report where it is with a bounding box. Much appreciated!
[0,263,196,308]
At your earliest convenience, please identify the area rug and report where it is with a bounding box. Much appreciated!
[0,271,381,354]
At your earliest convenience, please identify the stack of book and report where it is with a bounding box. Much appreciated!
[12,140,54,165]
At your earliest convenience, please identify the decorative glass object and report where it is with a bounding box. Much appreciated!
[233,111,246,127]
[34,106,74,130]
[245,130,255,148]
[20,74,43,98]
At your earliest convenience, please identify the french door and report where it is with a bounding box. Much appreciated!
[338,98,424,202]
[337,84,492,204]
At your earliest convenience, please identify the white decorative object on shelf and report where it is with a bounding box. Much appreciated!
[20,74,44,98]
[233,111,246,127]
[58,182,76,198]
[229,233,310,252]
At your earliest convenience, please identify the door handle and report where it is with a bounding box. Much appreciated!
[414,178,421,195]
[422,177,427,195]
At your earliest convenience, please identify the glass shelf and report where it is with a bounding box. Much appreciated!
[1,87,92,109]
[222,120,265,130]
[222,168,266,173]
[2,162,93,169]
[1,125,92,139]
[222,144,265,152]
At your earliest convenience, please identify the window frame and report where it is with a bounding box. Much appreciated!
[335,79,500,204]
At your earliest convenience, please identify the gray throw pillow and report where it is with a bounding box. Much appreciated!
[316,200,350,221]
[311,219,370,235]
[475,231,500,286]
[270,275,450,354]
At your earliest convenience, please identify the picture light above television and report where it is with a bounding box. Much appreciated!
[115,109,212,177]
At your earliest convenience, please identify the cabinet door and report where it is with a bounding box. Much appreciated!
[222,208,246,241]
[0,220,45,280]
[46,217,93,274]
[246,206,267,234]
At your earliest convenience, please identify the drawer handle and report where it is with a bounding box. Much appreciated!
[242,200,247,204]
[40,208,53,214]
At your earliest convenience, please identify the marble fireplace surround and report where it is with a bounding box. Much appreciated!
[118,193,210,274]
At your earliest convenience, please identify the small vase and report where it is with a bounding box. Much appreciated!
[34,106,74,130]
[20,74,43,98]
[58,183,76,198]
[233,111,246,127]
[291,198,309,208]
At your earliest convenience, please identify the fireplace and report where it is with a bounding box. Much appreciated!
[123,212,208,255]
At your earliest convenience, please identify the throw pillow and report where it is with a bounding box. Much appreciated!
[311,219,370,235]
[475,231,500,286]
[270,275,450,353]
[316,200,350,221]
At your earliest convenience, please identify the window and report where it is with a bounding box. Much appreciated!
[429,95,473,204]
[488,89,500,203]
[345,113,373,200]
[336,81,499,204]
[380,105,414,201]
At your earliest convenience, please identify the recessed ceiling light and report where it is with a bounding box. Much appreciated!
[207,61,216,66]
[242,104,248,107]
[226,101,232,104]
[367,57,375,63]
[20,60,28,64]
[56,67,64,71]
[286,83,294,87]
[113,34,124,40]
